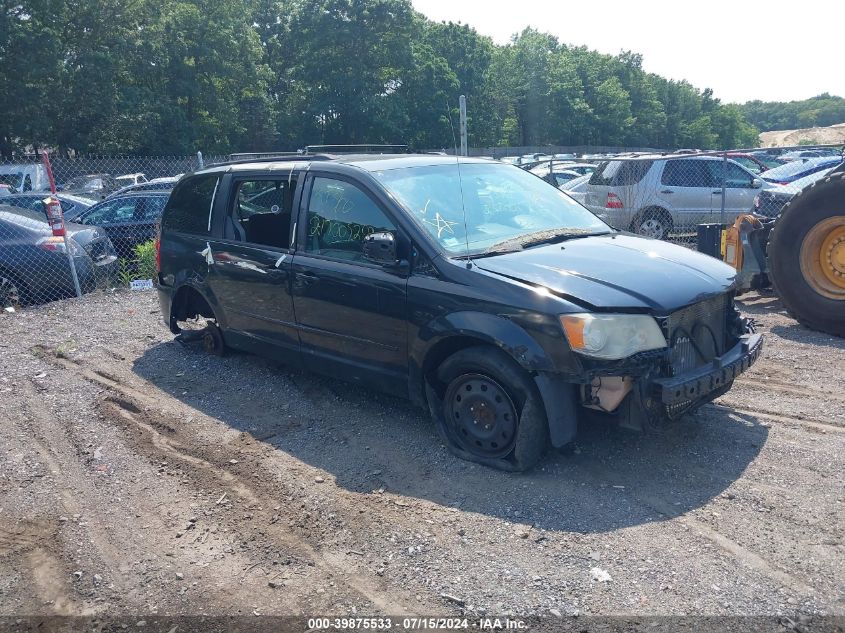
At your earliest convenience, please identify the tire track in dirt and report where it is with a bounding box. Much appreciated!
[36,344,834,611]
[707,403,845,433]
[17,380,135,602]
[36,346,416,615]
[736,377,845,405]
[7,382,125,615]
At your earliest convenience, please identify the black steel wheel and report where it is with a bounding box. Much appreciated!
[430,346,549,472]
[444,373,518,459]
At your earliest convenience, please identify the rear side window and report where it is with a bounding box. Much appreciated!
[661,159,717,188]
[589,160,652,186]
[162,175,219,235]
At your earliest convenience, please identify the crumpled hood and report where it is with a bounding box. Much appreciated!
[475,233,737,313]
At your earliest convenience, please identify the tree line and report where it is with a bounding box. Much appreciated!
[3,0,823,157]
[739,94,845,133]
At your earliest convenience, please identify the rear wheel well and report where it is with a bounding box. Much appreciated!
[169,286,216,333]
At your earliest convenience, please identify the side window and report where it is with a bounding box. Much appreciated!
[732,156,761,174]
[661,160,715,187]
[612,160,652,186]
[722,162,755,188]
[81,198,138,225]
[162,175,218,235]
[229,177,295,249]
[23,175,32,192]
[136,196,168,220]
[305,177,395,263]
[704,161,752,189]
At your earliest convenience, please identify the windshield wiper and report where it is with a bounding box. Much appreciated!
[475,228,611,258]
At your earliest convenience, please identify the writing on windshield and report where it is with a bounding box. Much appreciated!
[374,162,608,255]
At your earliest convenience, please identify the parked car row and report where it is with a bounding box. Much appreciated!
[0,205,119,309]
[0,162,180,197]
[0,176,178,307]
[580,153,844,238]
[753,166,838,217]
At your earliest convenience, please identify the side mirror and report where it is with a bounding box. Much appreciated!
[363,231,397,264]
[751,178,762,189]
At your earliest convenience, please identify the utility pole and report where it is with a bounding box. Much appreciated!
[459,95,468,157]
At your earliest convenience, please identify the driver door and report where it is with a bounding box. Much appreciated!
[290,173,408,395]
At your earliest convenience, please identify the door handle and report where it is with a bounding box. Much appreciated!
[660,189,674,194]
[712,190,724,195]
[296,271,319,286]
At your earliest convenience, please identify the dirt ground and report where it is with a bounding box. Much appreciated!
[0,288,843,625]
[759,123,845,148]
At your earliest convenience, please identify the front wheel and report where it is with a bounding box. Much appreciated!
[429,346,549,472]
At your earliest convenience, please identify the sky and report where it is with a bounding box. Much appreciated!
[410,0,844,104]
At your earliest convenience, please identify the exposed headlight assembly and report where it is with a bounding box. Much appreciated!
[560,313,667,360]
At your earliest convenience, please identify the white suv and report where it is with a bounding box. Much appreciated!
[584,156,772,239]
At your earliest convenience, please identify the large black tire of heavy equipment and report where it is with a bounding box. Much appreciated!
[768,170,845,338]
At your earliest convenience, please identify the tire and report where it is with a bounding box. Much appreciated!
[201,322,227,356]
[768,171,845,337]
[428,346,549,472]
[0,270,26,310]
[631,208,672,240]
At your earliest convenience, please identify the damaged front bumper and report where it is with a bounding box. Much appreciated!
[532,332,764,446]
[651,333,763,406]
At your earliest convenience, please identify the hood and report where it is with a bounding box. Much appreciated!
[474,233,736,313]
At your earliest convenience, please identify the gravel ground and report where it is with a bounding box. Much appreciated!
[0,288,843,624]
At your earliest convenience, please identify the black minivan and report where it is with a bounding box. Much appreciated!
[155,153,762,471]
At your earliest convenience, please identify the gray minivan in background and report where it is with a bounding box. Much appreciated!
[584,155,772,239]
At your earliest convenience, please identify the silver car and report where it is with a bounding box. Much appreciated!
[584,156,772,239]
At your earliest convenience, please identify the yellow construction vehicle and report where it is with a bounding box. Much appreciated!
[698,163,845,337]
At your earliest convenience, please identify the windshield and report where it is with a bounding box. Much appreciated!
[373,162,609,255]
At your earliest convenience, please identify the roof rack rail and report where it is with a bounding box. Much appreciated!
[228,152,304,160]
[205,153,335,168]
[304,144,408,154]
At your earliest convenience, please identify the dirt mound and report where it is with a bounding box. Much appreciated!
[759,122,845,147]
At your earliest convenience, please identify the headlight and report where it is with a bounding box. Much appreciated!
[560,313,667,360]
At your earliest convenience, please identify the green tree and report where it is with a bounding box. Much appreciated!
[269,0,416,146]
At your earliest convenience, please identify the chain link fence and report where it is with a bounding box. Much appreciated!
[1,145,843,312]
[0,154,226,312]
